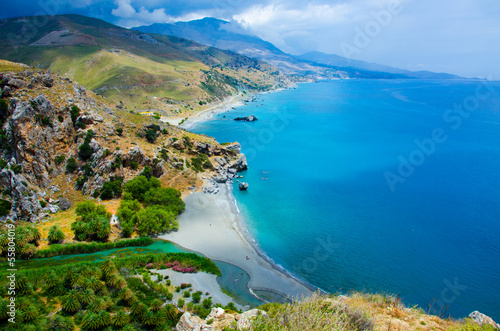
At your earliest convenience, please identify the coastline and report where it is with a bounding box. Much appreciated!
[159,183,314,303]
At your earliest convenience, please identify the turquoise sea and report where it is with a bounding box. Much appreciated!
[191,79,500,320]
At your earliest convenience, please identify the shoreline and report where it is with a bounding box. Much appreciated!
[159,183,315,303]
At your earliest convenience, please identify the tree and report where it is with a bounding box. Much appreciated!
[61,290,81,313]
[65,157,78,173]
[134,205,178,235]
[72,201,111,241]
[112,310,130,327]
[50,315,75,331]
[48,225,65,244]
[123,175,160,201]
[144,187,185,215]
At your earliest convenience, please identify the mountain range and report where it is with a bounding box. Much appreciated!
[134,17,462,80]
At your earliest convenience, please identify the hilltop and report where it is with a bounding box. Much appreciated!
[0,14,289,117]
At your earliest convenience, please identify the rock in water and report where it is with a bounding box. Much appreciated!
[234,115,258,122]
[239,182,249,191]
[469,311,500,328]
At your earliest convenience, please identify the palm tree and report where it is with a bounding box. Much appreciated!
[64,268,80,288]
[76,288,95,306]
[94,311,111,329]
[61,289,81,313]
[88,276,104,292]
[142,309,156,326]
[130,301,147,320]
[111,310,130,328]
[44,270,60,289]
[150,299,163,312]
[82,311,99,330]
[119,288,134,303]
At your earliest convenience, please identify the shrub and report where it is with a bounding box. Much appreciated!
[177,299,185,308]
[48,225,65,244]
[54,155,65,165]
[57,115,64,122]
[78,130,95,160]
[70,105,80,124]
[0,199,12,217]
[192,291,202,303]
[116,127,123,136]
[143,187,185,214]
[99,177,123,200]
[71,201,111,241]
[0,160,6,169]
[66,158,78,173]
[183,291,190,298]
[130,161,138,170]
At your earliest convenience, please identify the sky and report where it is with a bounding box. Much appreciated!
[1,0,500,78]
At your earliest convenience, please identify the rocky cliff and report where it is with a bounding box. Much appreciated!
[0,60,247,223]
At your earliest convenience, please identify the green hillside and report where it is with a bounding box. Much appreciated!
[0,14,288,114]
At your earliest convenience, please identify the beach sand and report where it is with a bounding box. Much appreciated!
[159,184,314,303]
[163,94,246,129]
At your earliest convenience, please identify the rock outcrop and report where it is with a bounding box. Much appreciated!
[238,182,249,191]
[176,308,267,331]
[234,115,258,122]
[469,311,500,329]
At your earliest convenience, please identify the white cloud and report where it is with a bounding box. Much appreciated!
[111,0,136,18]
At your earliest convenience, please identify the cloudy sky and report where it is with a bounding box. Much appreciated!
[2,0,499,78]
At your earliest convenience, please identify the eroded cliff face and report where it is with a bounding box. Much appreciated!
[0,62,246,222]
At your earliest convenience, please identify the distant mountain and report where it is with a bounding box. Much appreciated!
[0,14,289,111]
[135,18,461,80]
[297,51,462,79]
[134,18,403,79]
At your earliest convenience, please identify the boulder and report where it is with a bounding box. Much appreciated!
[235,309,268,330]
[228,154,248,172]
[469,311,500,328]
[1,86,12,98]
[7,78,25,89]
[234,115,258,122]
[239,182,249,191]
[175,312,213,331]
[57,198,72,211]
[42,75,54,88]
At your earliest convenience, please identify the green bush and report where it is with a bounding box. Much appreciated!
[134,205,178,235]
[70,105,80,124]
[78,130,95,160]
[54,155,65,165]
[66,158,78,173]
[48,225,65,244]
[57,115,64,122]
[177,299,185,308]
[192,291,202,303]
[144,187,185,214]
[99,177,123,200]
[35,237,153,258]
[71,201,111,242]
[0,199,12,217]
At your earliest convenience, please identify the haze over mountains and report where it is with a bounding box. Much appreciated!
[134,17,462,80]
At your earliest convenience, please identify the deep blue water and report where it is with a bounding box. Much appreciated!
[191,79,500,320]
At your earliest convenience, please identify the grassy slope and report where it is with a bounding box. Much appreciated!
[0,14,284,113]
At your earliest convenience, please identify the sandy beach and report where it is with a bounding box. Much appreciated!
[163,94,246,129]
[159,184,314,303]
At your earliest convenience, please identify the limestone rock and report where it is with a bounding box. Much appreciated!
[57,198,72,211]
[469,311,500,328]
[235,309,268,330]
[176,312,213,331]
[238,182,249,191]
[228,154,248,172]
[1,86,12,98]
[7,78,25,89]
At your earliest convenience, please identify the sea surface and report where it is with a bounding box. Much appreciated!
[191,79,500,320]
